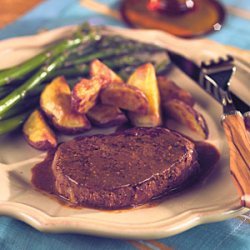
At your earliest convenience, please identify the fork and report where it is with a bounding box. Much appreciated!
[200,56,250,208]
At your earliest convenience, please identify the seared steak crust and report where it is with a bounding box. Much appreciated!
[52,127,199,209]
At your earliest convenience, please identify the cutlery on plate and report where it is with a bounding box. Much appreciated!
[169,52,250,208]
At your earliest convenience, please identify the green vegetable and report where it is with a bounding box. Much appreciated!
[0,112,30,135]
[1,96,39,120]
[0,54,67,119]
[0,23,98,87]
[64,44,163,67]
[48,64,89,80]
[48,55,146,80]
[0,27,100,119]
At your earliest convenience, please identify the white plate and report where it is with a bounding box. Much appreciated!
[0,26,248,239]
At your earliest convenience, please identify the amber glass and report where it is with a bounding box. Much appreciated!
[121,0,225,38]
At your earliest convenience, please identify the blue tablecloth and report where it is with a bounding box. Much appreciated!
[0,1,250,249]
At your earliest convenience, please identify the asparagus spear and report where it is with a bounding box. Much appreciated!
[48,64,89,80]
[1,97,39,120]
[0,24,98,87]
[104,56,144,69]
[0,111,30,135]
[97,35,163,52]
[49,55,145,80]
[65,35,160,62]
[64,44,163,67]
[0,53,70,119]
[0,26,102,119]
[0,35,163,90]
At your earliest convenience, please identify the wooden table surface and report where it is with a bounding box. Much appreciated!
[0,0,42,28]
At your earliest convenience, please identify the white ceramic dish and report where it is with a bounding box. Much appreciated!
[0,26,248,239]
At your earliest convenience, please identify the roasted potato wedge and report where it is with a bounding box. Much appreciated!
[100,83,149,114]
[87,104,127,128]
[127,63,162,127]
[71,77,105,114]
[40,76,91,134]
[90,59,124,84]
[164,99,208,139]
[23,109,57,150]
[157,76,195,106]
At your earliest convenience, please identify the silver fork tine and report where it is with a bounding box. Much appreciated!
[200,55,236,113]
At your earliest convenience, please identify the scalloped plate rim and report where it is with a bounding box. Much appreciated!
[0,25,248,239]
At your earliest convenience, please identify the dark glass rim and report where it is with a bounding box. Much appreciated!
[120,0,226,39]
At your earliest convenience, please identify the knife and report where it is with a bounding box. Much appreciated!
[168,51,250,208]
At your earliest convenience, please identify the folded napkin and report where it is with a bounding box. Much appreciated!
[0,1,249,250]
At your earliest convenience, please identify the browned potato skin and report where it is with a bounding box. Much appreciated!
[157,76,195,107]
[40,76,91,134]
[100,83,149,114]
[90,59,124,85]
[23,109,57,150]
[164,99,209,139]
[71,77,105,114]
[87,104,127,128]
[127,63,162,127]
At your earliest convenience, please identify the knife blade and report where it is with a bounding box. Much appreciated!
[168,51,250,114]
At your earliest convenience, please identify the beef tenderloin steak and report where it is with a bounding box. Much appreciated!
[52,127,199,209]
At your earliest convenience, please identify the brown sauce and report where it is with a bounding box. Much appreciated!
[195,141,220,177]
[31,140,220,210]
[31,149,56,195]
